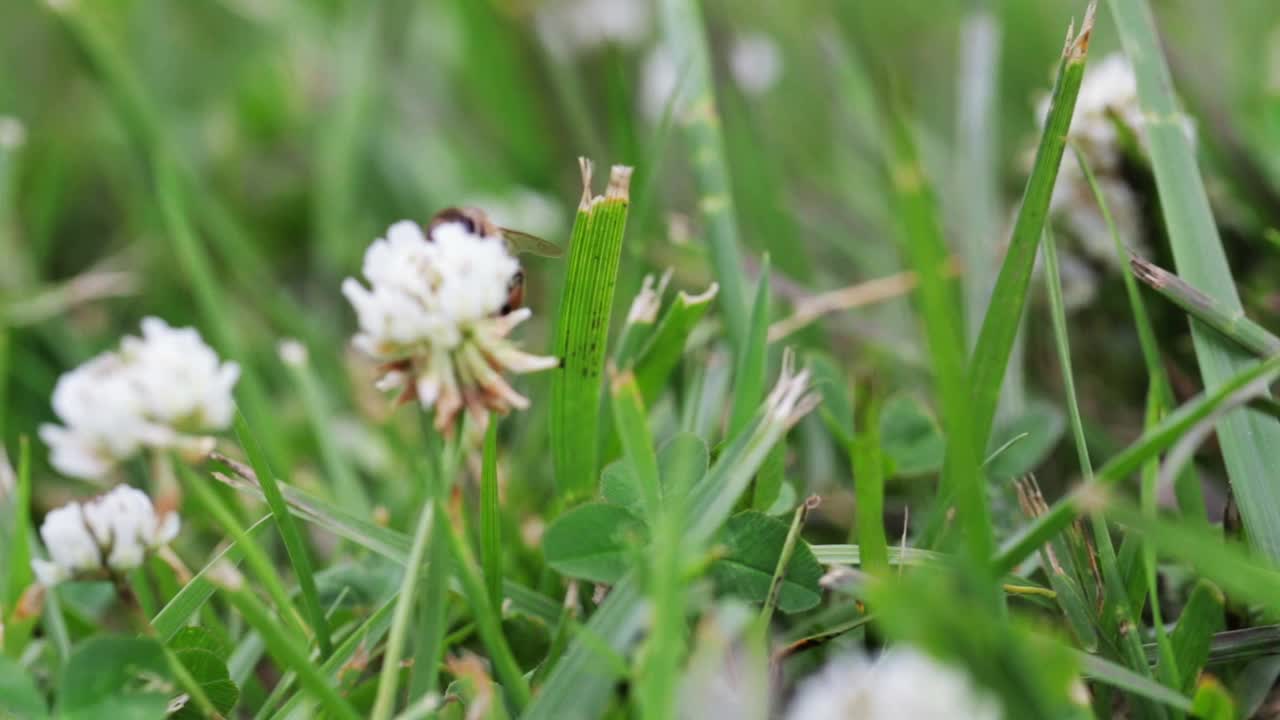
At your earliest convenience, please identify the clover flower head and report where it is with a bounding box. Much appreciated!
[1033,53,1193,274]
[535,0,652,60]
[343,219,558,432]
[39,318,239,480]
[786,647,1003,720]
[32,485,180,587]
[729,32,784,96]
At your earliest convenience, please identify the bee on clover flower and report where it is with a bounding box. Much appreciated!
[342,207,563,433]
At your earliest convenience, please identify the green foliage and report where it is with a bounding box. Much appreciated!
[1170,581,1225,694]
[543,503,647,584]
[878,393,945,477]
[550,162,632,500]
[57,636,171,719]
[1110,0,1280,563]
[0,655,46,720]
[709,511,823,614]
[984,400,1066,480]
[13,0,1280,717]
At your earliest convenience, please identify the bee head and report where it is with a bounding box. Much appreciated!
[427,207,497,241]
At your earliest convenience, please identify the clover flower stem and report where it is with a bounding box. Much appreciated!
[479,413,503,614]
[110,568,163,644]
[370,497,438,720]
[149,449,181,520]
[408,416,453,699]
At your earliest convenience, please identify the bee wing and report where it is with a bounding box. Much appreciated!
[500,227,564,258]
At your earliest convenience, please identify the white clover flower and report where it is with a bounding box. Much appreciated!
[32,485,180,586]
[729,33,783,97]
[1035,53,1194,275]
[0,115,26,149]
[640,45,681,122]
[1046,54,1143,175]
[342,219,557,432]
[786,647,1003,720]
[535,0,652,60]
[39,318,239,480]
[121,318,239,431]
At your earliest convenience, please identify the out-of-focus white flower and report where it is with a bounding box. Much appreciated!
[729,33,783,96]
[1057,250,1100,313]
[39,318,239,480]
[1035,53,1194,276]
[536,0,652,60]
[678,603,769,720]
[32,485,180,586]
[277,338,309,367]
[0,116,25,149]
[1041,54,1143,175]
[640,44,681,122]
[122,318,239,431]
[463,188,565,241]
[1050,174,1141,268]
[786,647,1003,720]
[342,219,557,432]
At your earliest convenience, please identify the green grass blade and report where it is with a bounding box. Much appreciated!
[728,257,770,438]
[279,341,370,518]
[996,353,1280,574]
[1110,0,1280,562]
[1104,498,1280,615]
[1046,227,1169,707]
[759,497,815,628]
[444,506,531,710]
[233,413,331,656]
[967,6,1094,452]
[4,437,31,611]
[312,7,380,274]
[370,500,436,720]
[1078,652,1193,713]
[479,415,502,614]
[409,499,451,699]
[633,284,718,408]
[656,0,750,353]
[1074,146,1208,525]
[1170,580,1225,694]
[1130,257,1280,358]
[551,161,632,501]
[177,464,310,645]
[212,464,560,625]
[150,515,272,641]
[956,11,1002,345]
[955,9,1028,420]
[214,570,361,720]
[612,374,663,527]
[268,594,398,719]
[888,109,990,566]
[1042,228,1094,481]
[637,452,687,720]
[527,365,816,719]
[851,397,887,576]
[2,438,34,656]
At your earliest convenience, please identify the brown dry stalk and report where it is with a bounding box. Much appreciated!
[767,257,963,343]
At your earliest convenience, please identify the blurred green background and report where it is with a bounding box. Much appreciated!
[3,0,1280,517]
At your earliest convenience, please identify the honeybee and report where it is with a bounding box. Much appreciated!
[426,207,564,314]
